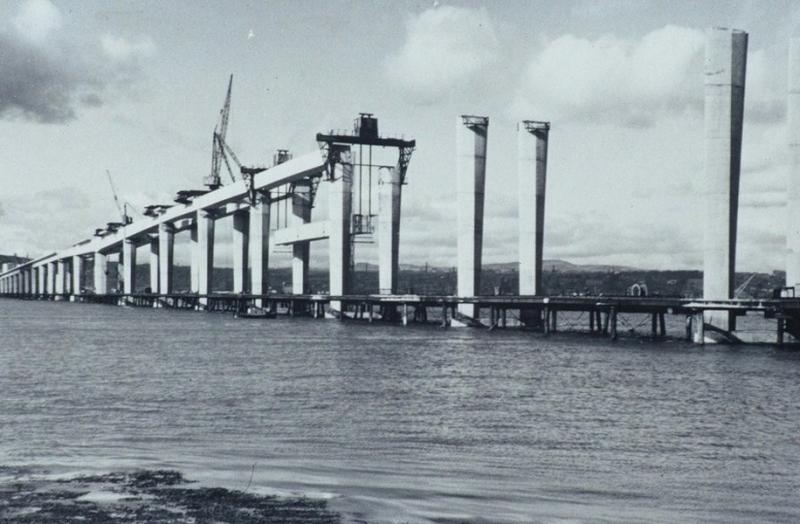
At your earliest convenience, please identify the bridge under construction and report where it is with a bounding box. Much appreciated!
[4,27,800,345]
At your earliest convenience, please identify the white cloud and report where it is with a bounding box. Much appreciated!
[385,6,499,104]
[101,34,156,63]
[516,25,705,126]
[515,25,786,128]
[12,0,61,44]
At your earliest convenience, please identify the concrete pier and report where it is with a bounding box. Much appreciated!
[196,210,215,306]
[328,149,353,315]
[93,253,107,294]
[378,166,401,294]
[189,226,199,293]
[47,261,56,295]
[123,239,136,295]
[518,120,550,327]
[232,209,249,294]
[456,115,488,321]
[158,223,174,295]
[149,237,159,294]
[63,261,71,295]
[72,255,83,300]
[703,27,747,331]
[38,265,46,296]
[292,181,312,294]
[788,37,800,292]
[249,195,271,306]
[518,121,549,296]
[55,260,66,298]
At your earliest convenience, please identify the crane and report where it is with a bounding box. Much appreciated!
[203,75,268,201]
[204,75,235,189]
[105,170,132,226]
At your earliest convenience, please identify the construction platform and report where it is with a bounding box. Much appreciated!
[3,293,800,345]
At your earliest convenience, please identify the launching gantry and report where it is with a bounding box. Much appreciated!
[316,114,415,299]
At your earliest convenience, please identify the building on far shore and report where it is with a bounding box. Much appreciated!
[0,255,30,274]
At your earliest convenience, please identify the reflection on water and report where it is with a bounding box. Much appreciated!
[1,299,799,523]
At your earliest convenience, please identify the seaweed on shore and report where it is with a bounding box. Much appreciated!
[0,468,340,523]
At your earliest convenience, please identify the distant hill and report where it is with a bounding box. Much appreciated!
[484,259,639,273]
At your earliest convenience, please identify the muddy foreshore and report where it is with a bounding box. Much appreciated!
[0,467,341,523]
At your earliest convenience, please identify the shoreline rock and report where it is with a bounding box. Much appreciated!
[0,467,341,523]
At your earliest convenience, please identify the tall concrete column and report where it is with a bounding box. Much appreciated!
[232,209,250,294]
[188,226,198,293]
[123,239,137,295]
[47,261,57,295]
[38,265,46,296]
[21,270,29,295]
[55,260,66,299]
[196,210,215,306]
[703,27,747,331]
[518,121,549,295]
[63,262,71,295]
[292,181,312,294]
[378,166,401,294]
[328,149,353,314]
[788,37,800,292]
[250,194,271,306]
[93,253,107,294]
[72,255,83,301]
[149,237,159,293]
[158,223,175,295]
[456,115,488,320]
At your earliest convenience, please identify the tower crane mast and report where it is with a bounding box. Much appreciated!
[105,169,131,225]
[205,74,234,188]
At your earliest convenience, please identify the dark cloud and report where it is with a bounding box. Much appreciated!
[0,4,153,124]
[0,33,100,122]
[80,93,104,108]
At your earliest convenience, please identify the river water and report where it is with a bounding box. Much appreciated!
[1,299,799,523]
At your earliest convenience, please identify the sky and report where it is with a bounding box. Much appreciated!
[0,0,799,271]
